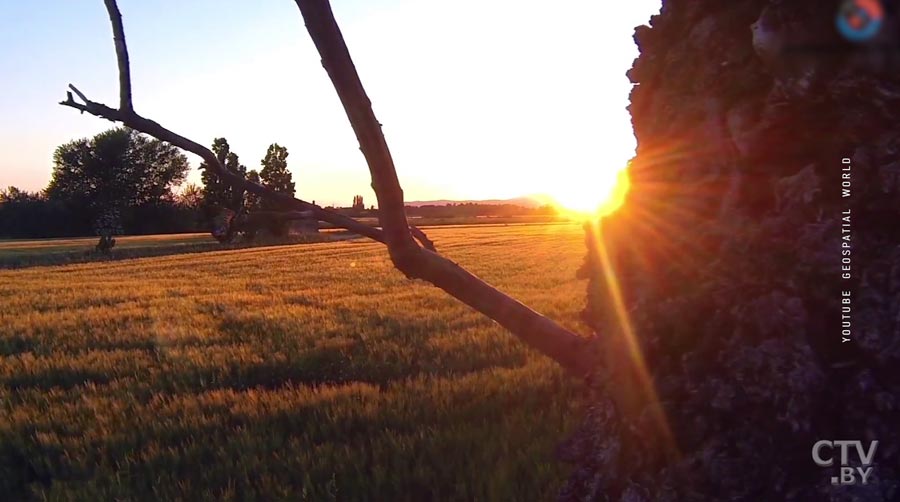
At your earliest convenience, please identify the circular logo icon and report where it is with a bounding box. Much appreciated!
[836,0,884,42]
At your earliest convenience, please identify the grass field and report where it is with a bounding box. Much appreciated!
[0,217,571,270]
[0,232,346,269]
[0,223,589,500]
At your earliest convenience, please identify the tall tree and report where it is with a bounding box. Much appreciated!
[259,143,294,211]
[200,138,247,212]
[45,127,188,229]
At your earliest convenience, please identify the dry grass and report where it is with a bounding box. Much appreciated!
[0,222,589,501]
[0,232,351,269]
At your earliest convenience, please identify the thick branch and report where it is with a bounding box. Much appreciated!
[294,0,592,375]
[63,0,590,376]
[293,0,417,259]
[103,0,132,112]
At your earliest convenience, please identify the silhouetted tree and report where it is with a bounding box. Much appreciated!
[45,127,188,241]
[200,138,247,213]
[0,186,38,204]
[259,143,294,211]
[352,194,364,212]
[258,144,295,237]
[0,186,83,238]
[47,128,188,208]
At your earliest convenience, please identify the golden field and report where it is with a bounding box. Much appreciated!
[0,223,590,501]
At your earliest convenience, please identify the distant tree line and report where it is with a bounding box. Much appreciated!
[1,127,555,239]
[0,128,296,239]
[1,128,195,238]
[404,202,558,218]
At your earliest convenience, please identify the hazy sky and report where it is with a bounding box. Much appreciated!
[0,0,660,207]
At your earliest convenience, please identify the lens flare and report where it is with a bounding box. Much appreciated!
[588,219,679,461]
[551,166,631,218]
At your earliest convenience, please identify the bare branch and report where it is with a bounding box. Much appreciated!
[103,0,132,112]
[59,89,386,243]
[62,0,592,376]
[293,0,416,259]
[60,2,388,245]
[294,0,592,375]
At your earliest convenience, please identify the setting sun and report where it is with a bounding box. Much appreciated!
[549,165,631,218]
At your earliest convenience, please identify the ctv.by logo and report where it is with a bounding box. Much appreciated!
[812,440,878,485]
[836,0,885,42]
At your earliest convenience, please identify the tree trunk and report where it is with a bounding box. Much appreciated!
[560,1,900,500]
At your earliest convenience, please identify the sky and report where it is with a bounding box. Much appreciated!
[0,0,660,208]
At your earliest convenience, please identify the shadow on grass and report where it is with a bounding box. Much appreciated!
[0,232,360,270]
[201,308,531,391]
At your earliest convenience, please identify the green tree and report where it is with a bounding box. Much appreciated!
[200,138,247,212]
[259,143,295,211]
[47,128,188,207]
[45,128,189,233]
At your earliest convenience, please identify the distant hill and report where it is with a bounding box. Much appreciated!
[405,195,551,208]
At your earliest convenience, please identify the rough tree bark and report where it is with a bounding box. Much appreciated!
[62,0,594,377]
[558,1,900,500]
[60,1,900,500]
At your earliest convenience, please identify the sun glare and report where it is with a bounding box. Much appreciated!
[550,166,631,219]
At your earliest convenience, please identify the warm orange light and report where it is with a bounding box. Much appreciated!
[550,165,631,218]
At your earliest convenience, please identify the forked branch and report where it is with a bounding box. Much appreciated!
[62,0,593,376]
